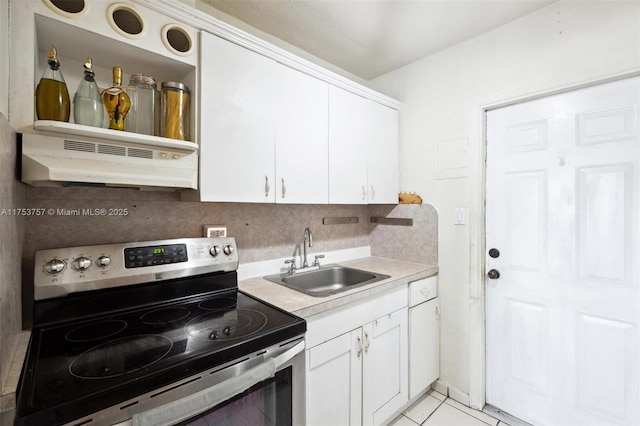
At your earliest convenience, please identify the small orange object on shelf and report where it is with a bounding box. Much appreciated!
[398,192,423,204]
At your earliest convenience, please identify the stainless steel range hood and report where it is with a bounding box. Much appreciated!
[20,126,198,190]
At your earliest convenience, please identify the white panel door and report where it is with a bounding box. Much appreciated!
[275,64,329,203]
[486,77,640,426]
[199,32,277,202]
[306,330,362,426]
[409,297,439,399]
[364,99,399,204]
[329,86,368,204]
[362,308,408,426]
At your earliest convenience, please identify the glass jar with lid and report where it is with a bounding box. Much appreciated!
[126,74,157,136]
[160,81,189,141]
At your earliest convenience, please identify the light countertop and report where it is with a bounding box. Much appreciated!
[239,256,438,318]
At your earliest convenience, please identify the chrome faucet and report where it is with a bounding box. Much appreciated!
[302,227,313,268]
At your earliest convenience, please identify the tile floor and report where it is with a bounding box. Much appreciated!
[388,390,509,426]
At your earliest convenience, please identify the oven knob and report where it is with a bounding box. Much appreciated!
[72,256,91,271]
[97,256,111,267]
[44,259,66,274]
[209,246,221,257]
[223,245,234,256]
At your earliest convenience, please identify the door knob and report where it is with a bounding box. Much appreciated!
[487,269,501,279]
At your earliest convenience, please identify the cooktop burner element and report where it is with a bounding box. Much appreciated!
[65,319,128,342]
[141,307,191,325]
[16,237,306,426]
[69,334,173,379]
[198,296,238,311]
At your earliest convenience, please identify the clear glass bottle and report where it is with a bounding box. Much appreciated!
[73,57,104,128]
[125,74,157,136]
[160,81,189,141]
[102,67,131,131]
[35,45,70,122]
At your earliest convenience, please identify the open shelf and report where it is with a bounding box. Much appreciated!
[34,120,198,152]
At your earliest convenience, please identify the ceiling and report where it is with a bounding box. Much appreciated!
[198,0,555,80]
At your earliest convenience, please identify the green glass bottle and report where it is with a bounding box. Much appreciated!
[35,45,70,122]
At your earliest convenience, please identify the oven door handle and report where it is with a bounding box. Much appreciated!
[132,340,305,426]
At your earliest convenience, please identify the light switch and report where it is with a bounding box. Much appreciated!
[454,208,465,225]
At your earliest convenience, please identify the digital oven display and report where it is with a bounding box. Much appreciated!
[124,244,188,268]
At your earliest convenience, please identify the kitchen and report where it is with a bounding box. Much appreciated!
[1,1,639,425]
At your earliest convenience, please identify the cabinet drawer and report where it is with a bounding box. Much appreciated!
[409,276,437,307]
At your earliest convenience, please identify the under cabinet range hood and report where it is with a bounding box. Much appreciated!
[20,126,198,190]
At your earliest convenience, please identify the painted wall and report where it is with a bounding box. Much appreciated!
[371,0,640,405]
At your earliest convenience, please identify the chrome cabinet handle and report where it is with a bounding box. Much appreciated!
[364,332,370,353]
[361,185,366,201]
[435,304,440,320]
[264,176,270,198]
[357,336,363,358]
[281,178,286,199]
[370,185,375,200]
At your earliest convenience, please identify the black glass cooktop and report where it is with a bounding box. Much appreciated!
[16,273,305,426]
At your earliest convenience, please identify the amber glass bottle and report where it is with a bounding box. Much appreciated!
[102,67,131,131]
[35,45,70,122]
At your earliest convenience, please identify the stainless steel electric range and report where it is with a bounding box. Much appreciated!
[15,237,306,426]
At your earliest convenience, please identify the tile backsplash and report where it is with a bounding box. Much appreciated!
[20,188,437,327]
[0,114,24,395]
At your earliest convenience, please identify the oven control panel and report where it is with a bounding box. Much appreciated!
[124,244,188,268]
[33,237,238,300]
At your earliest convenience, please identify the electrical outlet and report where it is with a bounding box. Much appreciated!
[203,225,227,238]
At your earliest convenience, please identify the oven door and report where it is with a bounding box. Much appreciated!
[126,339,305,426]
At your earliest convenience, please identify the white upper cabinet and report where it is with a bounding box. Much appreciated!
[365,101,399,204]
[329,86,369,204]
[199,32,398,205]
[199,32,329,203]
[199,31,277,203]
[275,65,329,204]
[329,86,400,204]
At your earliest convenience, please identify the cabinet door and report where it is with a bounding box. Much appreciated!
[328,86,368,204]
[306,330,363,426]
[199,32,277,202]
[364,100,399,204]
[409,297,440,399]
[275,64,329,203]
[362,307,408,426]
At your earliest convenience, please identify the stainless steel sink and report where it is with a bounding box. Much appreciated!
[263,265,390,297]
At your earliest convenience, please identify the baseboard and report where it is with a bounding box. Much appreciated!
[430,380,470,406]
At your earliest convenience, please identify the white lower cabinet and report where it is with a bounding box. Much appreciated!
[408,277,440,399]
[305,287,408,426]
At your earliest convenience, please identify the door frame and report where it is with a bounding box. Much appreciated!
[467,68,640,411]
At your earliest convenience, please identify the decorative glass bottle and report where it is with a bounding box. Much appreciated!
[73,57,104,128]
[102,67,131,131]
[35,45,70,122]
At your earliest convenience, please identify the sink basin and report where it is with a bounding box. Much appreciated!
[263,265,390,297]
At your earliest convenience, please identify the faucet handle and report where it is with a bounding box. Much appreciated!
[313,254,325,267]
[285,259,297,274]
